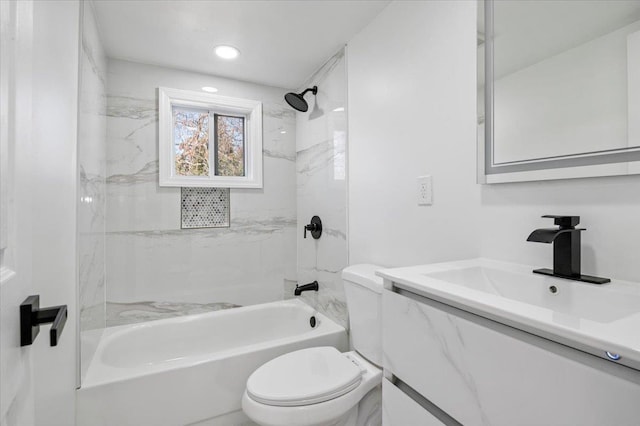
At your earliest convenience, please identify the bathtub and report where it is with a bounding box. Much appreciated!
[77,299,348,426]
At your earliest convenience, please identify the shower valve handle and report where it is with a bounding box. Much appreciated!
[303,216,322,239]
[303,224,314,238]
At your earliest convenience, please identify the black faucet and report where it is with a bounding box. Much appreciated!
[527,215,610,284]
[294,281,319,296]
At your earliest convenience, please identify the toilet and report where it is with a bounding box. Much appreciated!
[242,264,384,426]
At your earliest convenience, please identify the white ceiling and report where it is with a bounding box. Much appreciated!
[92,0,390,89]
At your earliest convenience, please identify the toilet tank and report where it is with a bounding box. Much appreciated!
[342,264,384,367]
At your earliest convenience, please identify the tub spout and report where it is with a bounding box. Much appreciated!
[294,281,319,296]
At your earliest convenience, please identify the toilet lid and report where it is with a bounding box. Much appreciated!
[246,347,363,407]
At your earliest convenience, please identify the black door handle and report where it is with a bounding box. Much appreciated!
[20,295,68,347]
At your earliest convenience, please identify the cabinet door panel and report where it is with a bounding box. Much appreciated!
[383,289,640,426]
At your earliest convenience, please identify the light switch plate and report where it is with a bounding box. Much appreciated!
[417,175,433,205]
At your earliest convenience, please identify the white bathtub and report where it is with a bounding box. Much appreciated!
[77,299,348,426]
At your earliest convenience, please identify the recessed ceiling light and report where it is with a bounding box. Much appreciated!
[202,86,218,93]
[333,107,345,112]
[214,45,240,60]
[280,130,287,134]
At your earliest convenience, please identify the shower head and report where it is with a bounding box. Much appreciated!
[284,86,318,112]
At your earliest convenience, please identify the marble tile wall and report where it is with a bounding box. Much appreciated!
[289,49,349,329]
[78,1,107,381]
[105,300,240,327]
[105,59,297,323]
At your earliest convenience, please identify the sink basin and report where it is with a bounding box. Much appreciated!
[377,258,640,371]
[423,266,639,323]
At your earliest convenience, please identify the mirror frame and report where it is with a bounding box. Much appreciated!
[478,0,640,184]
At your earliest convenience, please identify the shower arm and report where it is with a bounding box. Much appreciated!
[300,86,318,97]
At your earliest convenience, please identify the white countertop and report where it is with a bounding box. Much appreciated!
[377,258,640,371]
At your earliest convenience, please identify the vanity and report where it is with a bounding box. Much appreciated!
[378,259,640,425]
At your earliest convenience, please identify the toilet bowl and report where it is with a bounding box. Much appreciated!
[241,347,381,426]
[242,265,385,426]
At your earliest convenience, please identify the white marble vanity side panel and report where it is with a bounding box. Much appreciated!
[78,1,107,380]
[105,59,296,324]
[290,49,349,329]
[383,290,640,425]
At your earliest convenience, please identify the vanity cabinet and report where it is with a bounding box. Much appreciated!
[382,287,640,426]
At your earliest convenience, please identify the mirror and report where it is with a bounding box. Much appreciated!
[479,0,640,183]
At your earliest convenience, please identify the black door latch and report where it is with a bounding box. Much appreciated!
[20,295,67,347]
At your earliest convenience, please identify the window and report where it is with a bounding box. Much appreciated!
[159,87,262,188]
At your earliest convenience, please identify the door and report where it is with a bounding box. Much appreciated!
[1,1,79,425]
[1,0,36,424]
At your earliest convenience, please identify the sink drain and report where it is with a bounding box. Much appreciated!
[549,285,558,294]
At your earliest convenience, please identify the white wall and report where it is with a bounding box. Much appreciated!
[480,176,640,282]
[348,0,640,284]
[105,59,297,323]
[31,0,79,424]
[348,1,480,268]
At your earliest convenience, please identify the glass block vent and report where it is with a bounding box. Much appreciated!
[181,187,230,229]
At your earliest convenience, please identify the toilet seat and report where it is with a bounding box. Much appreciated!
[246,347,364,407]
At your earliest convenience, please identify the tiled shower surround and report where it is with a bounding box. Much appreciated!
[105,300,240,327]
[104,59,297,323]
[290,49,350,329]
[79,51,349,333]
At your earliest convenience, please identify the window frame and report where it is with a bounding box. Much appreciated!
[158,87,263,188]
